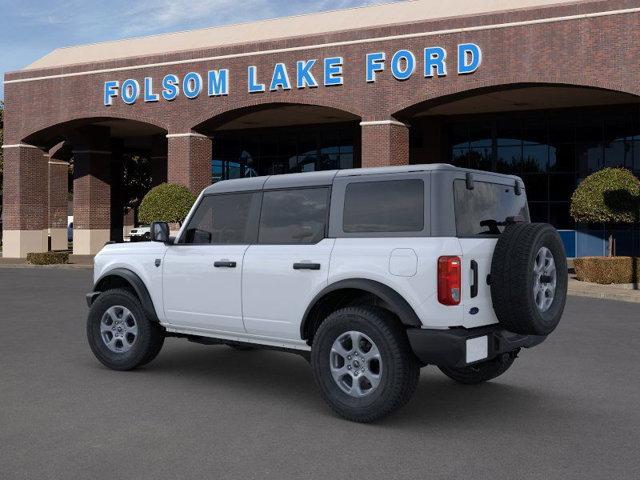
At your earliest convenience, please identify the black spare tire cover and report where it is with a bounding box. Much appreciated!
[490,223,567,335]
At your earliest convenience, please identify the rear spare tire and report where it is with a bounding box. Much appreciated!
[490,223,567,335]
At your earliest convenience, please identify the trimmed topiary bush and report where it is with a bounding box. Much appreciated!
[27,251,69,265]
[574,256,639,284]
[138,183,197,225]
[570,168,640,256]
[570,168,640,224]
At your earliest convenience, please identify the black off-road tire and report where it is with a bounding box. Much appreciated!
[311,306,420,423]
[87,288,165,371]
[439,354,515,385]
[490,223,568,335]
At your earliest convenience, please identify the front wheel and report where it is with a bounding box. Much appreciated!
[311,306,419,423]
[87,288,164,371]
[438,354,515,385]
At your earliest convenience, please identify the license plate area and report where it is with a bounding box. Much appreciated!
[466,335,488,364]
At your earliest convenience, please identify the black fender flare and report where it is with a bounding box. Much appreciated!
[92,268,160,322]
[300,278,423,339]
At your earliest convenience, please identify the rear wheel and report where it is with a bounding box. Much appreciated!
[438,354,515,385]
[311,306,419,423]
[87,288,164,371]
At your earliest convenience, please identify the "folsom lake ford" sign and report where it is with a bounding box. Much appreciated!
[103,43,482,106]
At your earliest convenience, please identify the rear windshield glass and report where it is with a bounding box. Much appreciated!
[454,180,529,236]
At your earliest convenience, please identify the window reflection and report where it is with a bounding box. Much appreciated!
[211,123,358,182]
[443,106,640,229]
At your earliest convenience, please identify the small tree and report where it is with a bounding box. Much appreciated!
[138,183,196,225]
[570,168,640,256]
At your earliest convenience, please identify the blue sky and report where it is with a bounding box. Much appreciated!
[0,0,398,100]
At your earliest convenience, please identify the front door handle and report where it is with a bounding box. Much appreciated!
[214,260,237,268]
[293,262,321,270]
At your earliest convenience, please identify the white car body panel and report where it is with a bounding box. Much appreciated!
[242,239,335,340]
[93,242,168,321]
[328,237,481,329]
[162,244,248,333]
[458,237,500,328]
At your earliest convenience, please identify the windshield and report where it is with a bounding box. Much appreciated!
[453,179,529,236]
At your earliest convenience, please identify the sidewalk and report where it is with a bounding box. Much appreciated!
[568,277,640,304]
[0,254,93,269]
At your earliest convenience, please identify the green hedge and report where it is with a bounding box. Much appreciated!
[574,256,640,284]
[570,168,640,224]
[138,183,197,224]
[27,251,69,265]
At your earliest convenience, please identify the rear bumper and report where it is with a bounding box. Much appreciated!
[407,324,546,368]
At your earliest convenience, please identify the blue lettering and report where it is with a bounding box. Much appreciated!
[366,52,385,83]
[143,77,159,102]
[270,63,291,91]
[458,43,482,74]
[183,72,203,99]
[121,79,140,104]
[248,66,265,93]
[424,47,447,77]
[208,69,229,96]
[324,57,343,86]
[296,60,318,89]
[161,74,179,101]
[390,50,415,81]
[103,80,119,106]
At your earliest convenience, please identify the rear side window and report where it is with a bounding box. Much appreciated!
[343,179,424,233]
[453,180,530,236]
[259,188,330,244]
[182,192,260,244]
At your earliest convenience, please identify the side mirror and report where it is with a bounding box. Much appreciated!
[150,222,170,243]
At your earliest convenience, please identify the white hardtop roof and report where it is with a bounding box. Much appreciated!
[25,0,585,70]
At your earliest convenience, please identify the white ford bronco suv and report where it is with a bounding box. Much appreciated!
[86,164,567,422]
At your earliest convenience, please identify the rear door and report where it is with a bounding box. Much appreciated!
[242,187,333,340]
[162,192,261,333]
[453,178,530,327]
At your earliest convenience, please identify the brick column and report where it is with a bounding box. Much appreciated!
[360,120,410,168]
[70,126,112,255]
[150,134,168,187]
[1,144,49,258]
[167,133,212,194]
[48,159,69,251]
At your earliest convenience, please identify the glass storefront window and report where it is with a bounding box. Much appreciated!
[440,104,640,229]
[211,122,359,182]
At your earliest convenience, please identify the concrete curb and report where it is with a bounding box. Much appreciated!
[0,264,92,270]
[568,278,640,304]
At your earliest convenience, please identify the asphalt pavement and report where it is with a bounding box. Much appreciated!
[0,267,639,480]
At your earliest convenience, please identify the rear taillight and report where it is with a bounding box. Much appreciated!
[438,256,461,306]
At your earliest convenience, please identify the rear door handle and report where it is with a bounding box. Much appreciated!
[470,260,479,298]
[214,260,237,268]
[293,262,321,270]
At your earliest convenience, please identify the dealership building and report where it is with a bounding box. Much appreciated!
[2,0,640,257]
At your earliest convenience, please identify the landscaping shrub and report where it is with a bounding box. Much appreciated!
[27,251,69,265]
[570,168,640,224]
[138,183,196,225]
[574,256,640,284]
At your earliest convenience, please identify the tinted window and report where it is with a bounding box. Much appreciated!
[259,188,329,244]
[182,193,260,244]
[343,179,424,233]
[454,180,530,236]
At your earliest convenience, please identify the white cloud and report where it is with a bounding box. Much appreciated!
[13,0,397,41]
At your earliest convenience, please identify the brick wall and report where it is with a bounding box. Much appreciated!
[4,0,639,148]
